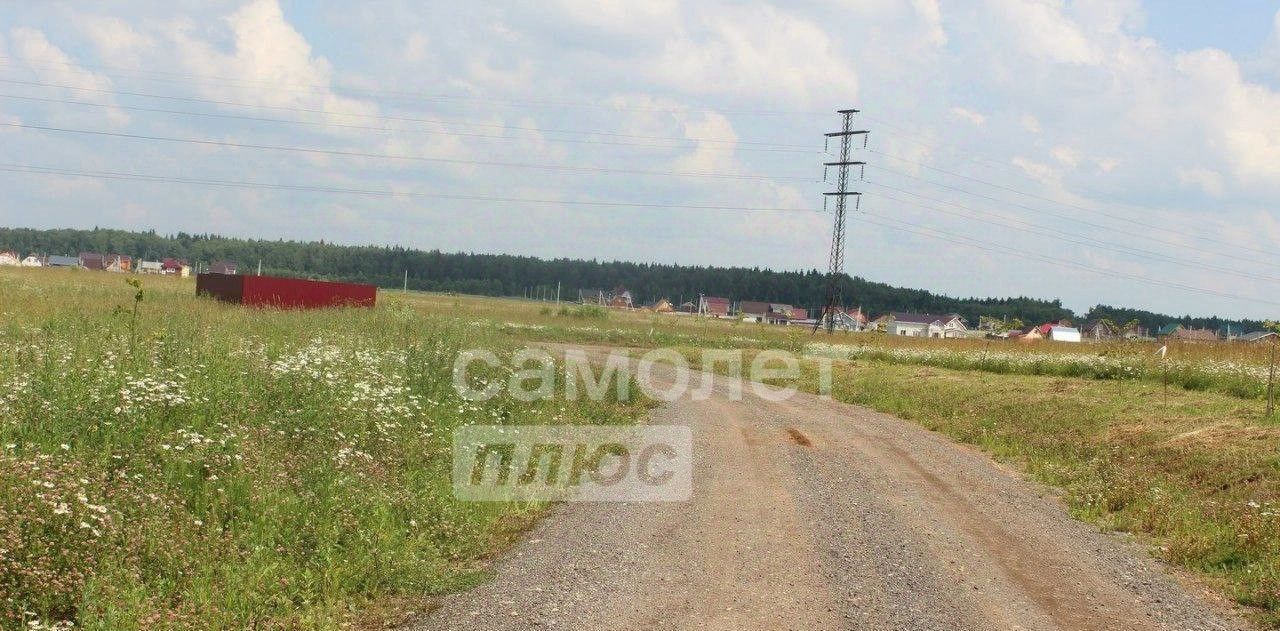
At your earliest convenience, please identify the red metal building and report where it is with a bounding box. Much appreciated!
[196,273,377,309]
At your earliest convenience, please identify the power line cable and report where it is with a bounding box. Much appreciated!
[0,161,826,214]
[0,92,817,154]
[0,121,816,182]
[0,57,825,116]
[868,184,1280,285]
[866,163,1273,265]
[856,213,1280,308]
[867,147,1273,258]
[0,77,815,149]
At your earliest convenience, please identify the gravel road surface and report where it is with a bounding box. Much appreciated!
[408,351,1249,631]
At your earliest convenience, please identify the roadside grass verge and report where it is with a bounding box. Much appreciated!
[0,269,649,630]
[404,292,1280,405]
[687,349,1279,626]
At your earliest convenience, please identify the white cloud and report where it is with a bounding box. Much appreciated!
[1175,48,1280,185]
[74,15,155,66]
[987,0,1102,65]
[674,110,738,175]
[1020,113,1042,133]
[1094,157,1121,173]
[648,5,855,106]
[6,27,128,126]
[1050,145,1079,167]
[910,0,947,47]
[403,32,429,63]
[545,0,679,34]
[949,106,985,125]
[1177,167,1225,197]
[1011,156,1057,184]
[168,0,378,124]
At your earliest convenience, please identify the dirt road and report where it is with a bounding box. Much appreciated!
[409,354,1247,630]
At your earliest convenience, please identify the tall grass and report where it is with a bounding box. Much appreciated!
[0,269,646,630]
[415,292,1280,402]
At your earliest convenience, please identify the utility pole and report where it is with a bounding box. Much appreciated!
[816,108,868,333]
[556,281,561,305]
[403,269,408,293]
[257,259,262,276]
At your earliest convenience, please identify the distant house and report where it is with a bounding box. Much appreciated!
[209,260,237,275]
[46,255,79,268]
[698,296,730,317]
[1171,327,1220,342]
[653,298,674,313]
[819,308,864,331]
[739,301,795,324]
[1048,326,1082,342]
[161,259,190,277]
[868,314,892,332]
[739,301,771,320]
[886,312,967,338]
[604,287,632,308]
[1034,320,1073,337]
[78,252,105,270]
[104,255,132,272]
[790,306,810,321]
[1082,320,1145,340]
[19,255,43,267]
[1155,323,1182,338]
[1009,326,1044,342]
[1239,331,1278,343]
[0,250,19,266]
[579,288,606,306]
[1080,320,1112,340]
[138,260,163,274]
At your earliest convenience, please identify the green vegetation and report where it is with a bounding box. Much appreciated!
[5,267,1278,627]
[681,350,1280,626]
[834,361,1279,625]
[0,269,647,630]
[0,226,1079,326]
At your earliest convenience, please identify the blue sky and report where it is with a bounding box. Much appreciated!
[0,1,1279,319]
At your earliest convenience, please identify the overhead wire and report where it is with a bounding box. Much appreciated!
[868,184,1280,284]
[865,162,1276,264]
[0,77,814,150]
[0,56,826,116]
[867,148,1274,258]
[0,161,826,214]
[855,213,1280,308]
[0,92,819,154]
[0,121,817,182]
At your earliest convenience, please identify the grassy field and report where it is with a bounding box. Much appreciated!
[0,269,647,630]
[406,293,1280,624]
[669,349,1280,626]
[5,269,1279,628]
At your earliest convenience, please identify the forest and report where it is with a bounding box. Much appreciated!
[1,226,1260,331]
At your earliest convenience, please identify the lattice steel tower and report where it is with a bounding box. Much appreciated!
[816,108,868,333]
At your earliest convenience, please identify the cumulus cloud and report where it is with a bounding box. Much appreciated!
[949,107,986,125]
[1020,114,1042,133]
[910,0,947,47]
[1174,48,1280,185]
[1050,146,1079,167]
[74,14,155,66]
[648,4,855,106]
[987,0,1102,65]
[1011,156,1058,184]
[168,0,379,123]
[1177,167,1225,197]
[402,32,430,63]
[6,27,128,126]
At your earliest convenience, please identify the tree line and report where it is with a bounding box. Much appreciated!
[2,226,1259,332]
